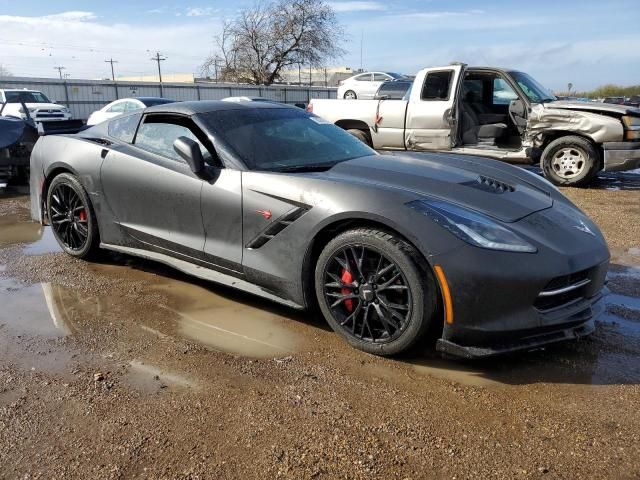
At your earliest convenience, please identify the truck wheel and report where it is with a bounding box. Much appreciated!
[541,136,600,187]
[347,129,372,147]
[343,90,357,100]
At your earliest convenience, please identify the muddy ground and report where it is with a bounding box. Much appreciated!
[0,171,639,479]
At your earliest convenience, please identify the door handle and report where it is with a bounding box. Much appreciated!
[101,149,109,159]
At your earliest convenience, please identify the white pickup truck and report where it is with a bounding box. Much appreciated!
[0,89,73,122]
[309,64,640,186]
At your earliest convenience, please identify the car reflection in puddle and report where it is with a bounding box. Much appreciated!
[0,215,61,254]
[0,266,307,362]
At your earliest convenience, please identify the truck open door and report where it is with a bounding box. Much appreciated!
[404,64,465,151]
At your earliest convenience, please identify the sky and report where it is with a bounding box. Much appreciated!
[0,0,638,91]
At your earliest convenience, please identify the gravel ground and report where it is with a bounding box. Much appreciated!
[1,176,639,480]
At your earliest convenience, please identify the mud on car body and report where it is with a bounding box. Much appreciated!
[30,100,609,358]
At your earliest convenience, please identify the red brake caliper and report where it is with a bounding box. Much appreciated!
[341,269,354,312]
[78,210,87,222]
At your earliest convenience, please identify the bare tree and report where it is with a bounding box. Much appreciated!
[0,64,12,77]
[202,0,344,85]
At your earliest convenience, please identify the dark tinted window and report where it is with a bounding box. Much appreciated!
[421,70,453,100]
[376,81,412,100]
[134,117,210,163]
[200,107,374,171]
[107,113,141,143]
[5,91,51,103]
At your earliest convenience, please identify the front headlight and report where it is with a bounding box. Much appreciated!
[408,199,537,253]
[622,115,640,128]
[61,107,70,113]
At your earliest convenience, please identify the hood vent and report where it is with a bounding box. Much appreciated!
[246,206,309,249]
[463,175,515,194]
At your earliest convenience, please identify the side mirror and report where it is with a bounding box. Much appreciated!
[509,99,526,117]
[173,136,205,174]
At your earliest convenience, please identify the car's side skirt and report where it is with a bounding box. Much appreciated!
[100,242,304,311]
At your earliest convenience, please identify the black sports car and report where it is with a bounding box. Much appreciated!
[30,100,609,358]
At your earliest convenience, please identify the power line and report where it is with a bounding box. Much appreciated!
[53,66,66,79]
[105,58,118,81]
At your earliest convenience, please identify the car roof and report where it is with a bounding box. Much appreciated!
[144,100,292,115]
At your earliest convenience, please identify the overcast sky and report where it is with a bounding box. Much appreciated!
[0,0,638,90]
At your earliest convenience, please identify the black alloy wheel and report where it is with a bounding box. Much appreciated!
[315,228,436,356]
[324,245,412,343]
[47,173,99,258]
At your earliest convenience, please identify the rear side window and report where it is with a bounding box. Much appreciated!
[107,113,141,143]
[376,81,411,100]
[421,70,454,100]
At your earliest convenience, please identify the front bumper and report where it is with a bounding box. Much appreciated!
[602,142,640,172]
[436,293,604,359]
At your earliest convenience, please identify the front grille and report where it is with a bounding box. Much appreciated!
[534,268,592,311]
[36,112,65,118]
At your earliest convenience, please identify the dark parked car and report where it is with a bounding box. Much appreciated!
[30,100,609,358]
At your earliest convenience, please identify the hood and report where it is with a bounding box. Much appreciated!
[324,153,553,223]
[545,100,640,116]
[24,103,67,111]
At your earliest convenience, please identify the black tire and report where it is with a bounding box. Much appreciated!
[347,128,372,147]
[314,228,437,356]
[46,173,100,259]
[343,90,357,100]
[541,136,600,187]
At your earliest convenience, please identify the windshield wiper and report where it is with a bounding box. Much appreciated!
[270,162,338,173]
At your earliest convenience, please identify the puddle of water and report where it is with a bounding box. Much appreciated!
[0,278,69,337]
[122,359,199,394]
[153,281,304,359]
[0,214,60,254]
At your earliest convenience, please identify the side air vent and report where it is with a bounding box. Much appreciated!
[246,207,309,249]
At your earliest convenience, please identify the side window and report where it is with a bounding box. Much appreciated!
[377,82,410,100]
[421,70,454,101]
[373,73,388,82]
[124,101,142,112]
[134,117,210,163]
[355,73,372,82]
[107,102,126,113]
[493,78,518,105]
[107,113,141,143]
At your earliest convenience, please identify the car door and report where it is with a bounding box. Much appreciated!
[100,113,209,263]
[352,73,373,98]
[405,65,464,150]
[370,73,391,99]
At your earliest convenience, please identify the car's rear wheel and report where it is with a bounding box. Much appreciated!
[315,228,437,356]
[47,173,100,259]
[347,128,372,147]
[343,90,357,100]
[541,136,600,187]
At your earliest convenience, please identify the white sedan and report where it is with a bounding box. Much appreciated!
[87,97,175,125]
[337,72,406,100]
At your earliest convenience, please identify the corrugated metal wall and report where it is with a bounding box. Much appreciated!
[0,77,336,120]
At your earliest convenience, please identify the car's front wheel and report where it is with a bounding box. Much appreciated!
[315,228,437,356]
[541,136,600,187]
[47,173,100,259]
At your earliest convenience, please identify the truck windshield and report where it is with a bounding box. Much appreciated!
[5,91,52,103]
[200,107,375,172]
[509,72,556,103]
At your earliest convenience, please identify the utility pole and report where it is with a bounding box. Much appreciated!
[360,31,363,72]
[150,51,167,95]
[54,66,66,79]
[105,58,118,81]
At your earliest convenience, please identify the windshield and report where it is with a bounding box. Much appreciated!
[200,107,375,171]
[508,71,556,103]
[4,91,51,103]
